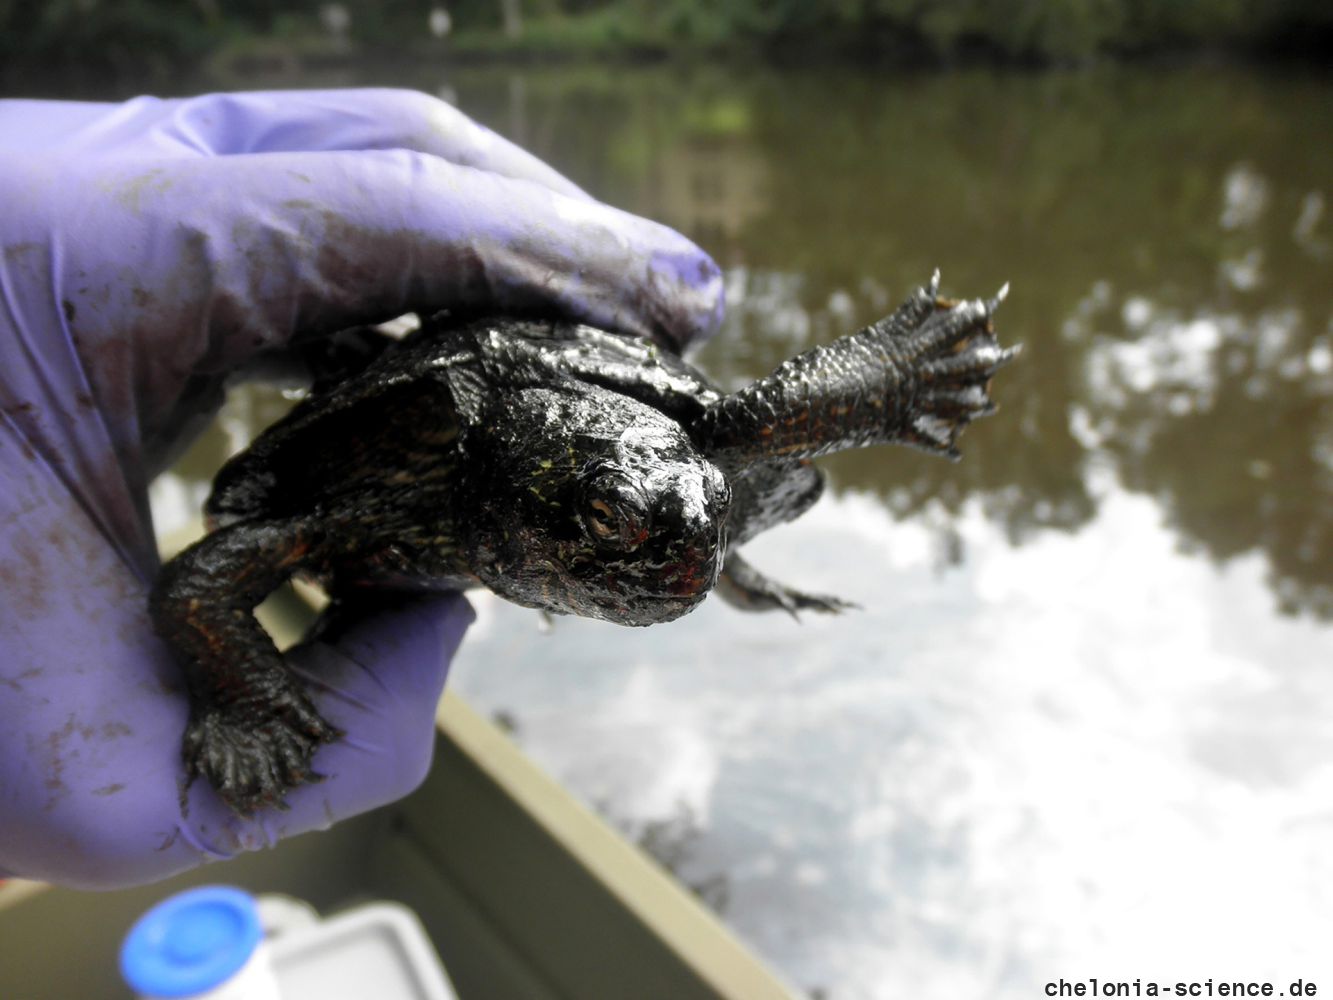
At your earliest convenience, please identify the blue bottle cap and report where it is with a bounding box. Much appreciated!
[120,885,264,998]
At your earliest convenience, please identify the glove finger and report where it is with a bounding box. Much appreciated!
[260,593,475,834]
[293,591,474,730]
[0,100,127,153]
[183,89,595,202]
[34,147,721,473]
[4,90,592,202]
[247,147,725,350]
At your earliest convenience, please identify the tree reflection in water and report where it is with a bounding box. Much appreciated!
[429,62,1332,995]
[143,58,1332,1000]
[438,63,1330,619]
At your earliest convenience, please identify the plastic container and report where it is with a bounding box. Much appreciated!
[120,886,282,1000]
[122,888,456,1000]
[266,900,457,1000]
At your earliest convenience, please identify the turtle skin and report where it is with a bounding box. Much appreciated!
[151,272,1018,814]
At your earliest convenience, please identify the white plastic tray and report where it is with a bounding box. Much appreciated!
[267,901,458,1000]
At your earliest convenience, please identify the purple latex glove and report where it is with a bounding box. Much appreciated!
[0,89,723,889]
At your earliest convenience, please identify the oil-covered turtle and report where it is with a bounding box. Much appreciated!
[152,272,1017,814]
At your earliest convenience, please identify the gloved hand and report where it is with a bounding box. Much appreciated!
[0,89,723,889]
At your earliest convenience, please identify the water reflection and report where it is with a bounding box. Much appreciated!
[432,63,1331,619]
[1081,296,1331,617]
[142,59,1332,1000]
[451,484,1333,998]
[427,61,1333,997]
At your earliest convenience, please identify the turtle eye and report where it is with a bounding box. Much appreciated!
[580,464,652,549]
[583,493,650,550]
[586,499,620,541]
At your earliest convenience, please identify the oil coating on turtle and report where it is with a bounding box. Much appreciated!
[152,272,1018,815]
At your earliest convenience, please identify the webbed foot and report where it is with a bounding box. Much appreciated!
[717,553,858,619]
[891,273,1020,460]
[184,685,341,816]
[692,272,1019,470]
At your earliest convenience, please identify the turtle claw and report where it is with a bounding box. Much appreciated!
[716,553,857,618]
[721,576,857,618]
[782,591,860,618]
[184,691,340,816]
[894,282,1019,458]
[982,282,1011,316]
[758,583,859,620]
[692,273,1018,469]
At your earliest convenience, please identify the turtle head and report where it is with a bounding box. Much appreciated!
[460,385,731,626]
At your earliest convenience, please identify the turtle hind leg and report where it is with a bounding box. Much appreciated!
[151,519,341,815]
[716,552,857,619]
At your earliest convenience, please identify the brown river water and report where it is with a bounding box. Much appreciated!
[136,61,1331,997]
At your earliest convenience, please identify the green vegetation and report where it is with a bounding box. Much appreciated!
[449,0,1332,63]
[2,0,1330,89]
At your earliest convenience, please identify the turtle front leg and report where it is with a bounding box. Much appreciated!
[693,272,1019,471]
[150,519,340,815]
[716,551,857,618]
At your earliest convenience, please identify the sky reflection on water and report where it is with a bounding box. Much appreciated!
[440,62,1331,998]
[453,477,1332,997]
[141,58,1333,998]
